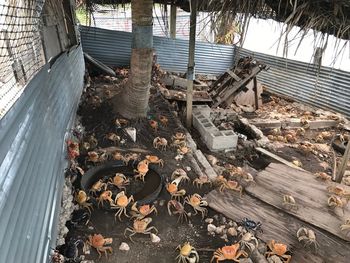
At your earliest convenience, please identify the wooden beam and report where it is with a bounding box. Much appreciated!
[186,0,197,128]
[170,4,177,39]
[253,77,259,110]
[335,141,350,183]
[256,147,305,171]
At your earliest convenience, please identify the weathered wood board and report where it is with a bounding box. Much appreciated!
[206,190,350,263]
[163,89,212,102]
[246,163,350,241]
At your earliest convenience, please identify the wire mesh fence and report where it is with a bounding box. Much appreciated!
[0,0,45,119]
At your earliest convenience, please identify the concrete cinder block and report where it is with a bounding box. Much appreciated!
[193,104,211,118]
[308,120,338,129]
[250,119,282,129]
[206,130,238,151]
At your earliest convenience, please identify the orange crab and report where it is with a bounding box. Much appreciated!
[184,193,208,219]
[89,179,107,195]
[124,152,141,165]
[211,243,248,262]
[177,145,191,155]
[153,137,168,151]
[131,202,158,219]
[327,185,350,199]
[115,118,129,127]
[166,177,186,200]
[145,155,164,167]
[315,172,332,181]
[265,240,291,263]
[134,160,149,181]
[86,234,113,258]
[149,120,158,132]
[112,191,134,221]
[105,132,120,144]
[97,190,114,208]
[67,140,80,160]
[87,151,100,163]
[216,176,243,196]
[107,173,130,190]
[193,175,212,188]
[124,217,158,242]
[112,151,126,163]
[171,168,190,183]
[172,132,186,141]
[75,190,93,213]
[159,115,168,126]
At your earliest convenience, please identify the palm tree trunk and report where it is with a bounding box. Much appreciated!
[115,0,153,119]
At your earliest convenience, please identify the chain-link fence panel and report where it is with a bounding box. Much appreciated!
[0,0,45,119]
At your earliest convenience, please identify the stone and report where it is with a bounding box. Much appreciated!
[220,216,227,224]
[205,218,214,224]
[150,233,161,243]
[227,227,238,237]
[185,166,191,171]
[220,234,228,240]
[215,225,226,235]
[119,242,130,251]
[207,224,217,232]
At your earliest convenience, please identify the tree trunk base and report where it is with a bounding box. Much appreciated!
[113,48,153,119]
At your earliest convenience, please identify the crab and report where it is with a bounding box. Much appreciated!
[166,177,186,200]
[216,176,243,196]
[296,227,319,250]
[67,140,80,160]
[211,243,248,262]
[177,145,191,155]
[239,232,259,252]
[340,219,350,236]
[112,151,126,163]
[314,172,332,181]
[145,155,164,167]
[131,202,158,219]
[285,134,297,143]
[89,179,107,195]
[149,120,158,131]
[327,195,347,211]
[134,160,149,181]
[327,185,350,199]
[282,195,298,210]
[184,193,208,219]
[105,132,120,144]
[107,173,130,190]
[87,151,100,163]
[171,139,187,148]
[85,134,98,149]
[167,200,188,223]
[171,168,190,183]
[159,115,169,127]
[193,175,212,188]
[176,242,199,263]
[124,217,158,242]
[75,190,93,213]
[265,240,291,263]
[115,118,128,127]
[111,191,134,221]
[97,190,114,208]
[86,234,113,258]
[172,132,186,141]
[153,137,168,151]
[124,152,141,165]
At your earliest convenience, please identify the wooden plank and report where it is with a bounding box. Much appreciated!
[256,147,305,171]
[336,140,350,183]
[163,89,212,102]
[246,163,350,241]
[206,190,350,263]
[227,70,241,81]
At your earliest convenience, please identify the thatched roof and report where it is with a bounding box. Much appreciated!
[81,0,350,40]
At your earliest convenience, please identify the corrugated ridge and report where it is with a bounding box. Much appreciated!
[0,46,84,263]
[80,26,235,74]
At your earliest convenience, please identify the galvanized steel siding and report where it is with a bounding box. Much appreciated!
[236,48,350,118]
[80,26,235,74]
[0,45,85,263]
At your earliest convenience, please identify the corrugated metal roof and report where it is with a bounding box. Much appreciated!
[236,48,350,118]
[0,45,84,262]
[80,26,235,74]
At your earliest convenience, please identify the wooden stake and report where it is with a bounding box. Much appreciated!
[186,0,197,128]
[253,77,259,110]
[335,141,350,183]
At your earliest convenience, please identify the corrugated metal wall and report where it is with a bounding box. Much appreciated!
[0,45,84,263]
[80,26,235,74]
[236,48,350,118]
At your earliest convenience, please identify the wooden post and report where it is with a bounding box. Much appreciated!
[170,3,177,39]
[186,0,197,128]
[335,141,350,183]
[253,77,259,110]
[62,0,78,46]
